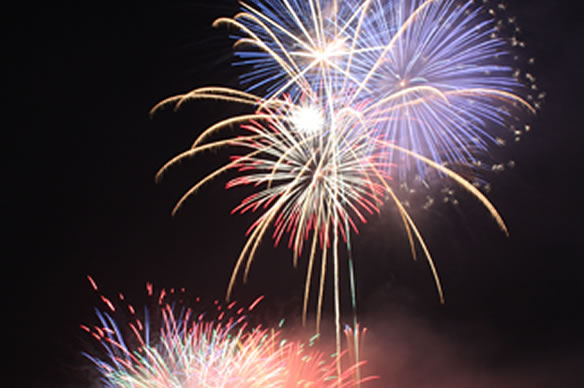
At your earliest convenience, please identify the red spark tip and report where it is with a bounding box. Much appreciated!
[248,295,264,311]
[87,275,98,291]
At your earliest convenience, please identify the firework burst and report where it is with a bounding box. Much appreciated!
[82,277,374,387]
[152,0,535,377]
[226,0,535,177]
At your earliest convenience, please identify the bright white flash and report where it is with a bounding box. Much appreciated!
[290,105,325,134]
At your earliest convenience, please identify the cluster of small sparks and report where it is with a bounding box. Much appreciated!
[82,277,374,387]
[151,0,537,381]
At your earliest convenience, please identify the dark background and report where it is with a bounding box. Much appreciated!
[11,0,584,386]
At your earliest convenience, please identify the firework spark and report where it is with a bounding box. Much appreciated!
[82,277,374,387]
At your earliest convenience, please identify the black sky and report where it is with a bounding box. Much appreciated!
[11,0,584,386]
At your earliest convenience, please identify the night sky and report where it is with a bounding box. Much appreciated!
[12,0,584,386]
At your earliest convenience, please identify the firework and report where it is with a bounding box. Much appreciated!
[224,0,535,178]
[152,0,534,376]
[82,277,374,387]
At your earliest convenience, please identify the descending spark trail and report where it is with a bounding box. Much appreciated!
[153,0,535,381]
[83,277,374,387]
